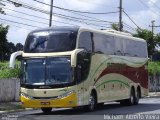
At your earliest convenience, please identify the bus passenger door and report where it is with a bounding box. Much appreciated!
[77,31,93,106]
[76,51,91,106]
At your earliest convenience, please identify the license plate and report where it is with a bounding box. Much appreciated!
[41,101,50,105]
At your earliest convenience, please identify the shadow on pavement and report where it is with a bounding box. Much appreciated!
[30,102,160,115]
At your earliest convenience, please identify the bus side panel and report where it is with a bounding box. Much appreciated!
[82,54,148,105]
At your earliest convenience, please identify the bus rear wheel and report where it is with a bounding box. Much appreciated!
[41,107,52,113]
[134,89,140,105]
[126,88,135,106]
[120,88,135,106]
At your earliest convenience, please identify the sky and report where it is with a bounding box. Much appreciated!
[0,0,160,45]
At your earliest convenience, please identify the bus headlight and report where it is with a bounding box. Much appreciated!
[21,92,34,100]
[58,90,75,99]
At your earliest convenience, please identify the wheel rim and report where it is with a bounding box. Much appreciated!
[89,95,95,110]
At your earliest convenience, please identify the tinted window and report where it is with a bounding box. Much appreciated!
[78,32,92,52]
[124,39,134,56]
[93,33,115,55]
[134,41,147,57]
[124,39,147,58]
[24,30,77,53]
[21,57,73,85]
[114,37,124,56]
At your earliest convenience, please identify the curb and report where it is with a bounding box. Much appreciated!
[0,108,34,115]
[146,95,160,98]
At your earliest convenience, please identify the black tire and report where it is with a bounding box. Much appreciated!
[120,100,127,105]
[97,103,104,109]
[41,107,52,113]
[134,89,140,105]
[88,92,97,111]
[126,88,135,106]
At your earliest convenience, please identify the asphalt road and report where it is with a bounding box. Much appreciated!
[1,97,160,120]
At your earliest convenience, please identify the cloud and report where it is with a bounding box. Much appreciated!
[57,0,108,11]
[148,0,158,6]
[7,27,29,44]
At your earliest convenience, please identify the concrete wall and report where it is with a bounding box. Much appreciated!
[149,75,160,92]
[0,79,20,102]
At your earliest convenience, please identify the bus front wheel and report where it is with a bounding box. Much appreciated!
[88,92,97,111]
[41,107,52,113]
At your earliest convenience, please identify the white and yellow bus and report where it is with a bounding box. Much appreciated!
[10,26,148,113]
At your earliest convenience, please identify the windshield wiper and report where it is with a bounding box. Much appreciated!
[30,39,48,52]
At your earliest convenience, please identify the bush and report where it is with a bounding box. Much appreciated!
[148,61,160,75]
[0,61,21,79]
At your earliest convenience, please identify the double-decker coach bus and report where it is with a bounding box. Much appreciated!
[10,26,148,113]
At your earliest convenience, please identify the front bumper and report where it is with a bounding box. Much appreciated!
[21,93,77,108]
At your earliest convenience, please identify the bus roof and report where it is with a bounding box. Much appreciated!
[29,26,80,34]
[29,26,146,43]
[79,27,146,43]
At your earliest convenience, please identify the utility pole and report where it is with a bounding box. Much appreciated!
[149,20,160,94]
[149,20,160,56]
[49,0,53,27]
[149,20,160,38]
[119,0,123,31]
[151,20,155,40]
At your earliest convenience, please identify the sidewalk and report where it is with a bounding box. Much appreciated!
[0,102,26,114]
[148,92,160,98]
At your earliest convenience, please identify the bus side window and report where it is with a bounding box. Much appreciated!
[77,31,92,82]
[93,33,115,55]
[114,37,124,56]
[123,39,131,57]
[78,32,92,52]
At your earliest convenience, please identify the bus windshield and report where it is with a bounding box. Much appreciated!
[21,57,74,86]
[24,30,77,53]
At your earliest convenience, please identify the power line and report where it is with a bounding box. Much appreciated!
[137,0,160,17]
[149,0,160,10]
[53,13,110,28]
[123,25,136,32]
[1,5,110,28]
[0,20,32,30]
[0,17,41,28]
[32,0,118,26]
[123,22,137,31]
[3,13,48,25]
[123,10,141,30]
[33,0,119,15]
[1,6,78,26]
[5,0,116,24]
[53,12,112,25]
[3,0,113,28]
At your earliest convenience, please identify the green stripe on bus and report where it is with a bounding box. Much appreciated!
[96,80,130,88]
[59,89,67,92]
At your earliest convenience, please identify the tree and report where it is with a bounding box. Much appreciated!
[0,24,10,61]
[111,23,119,31]
[16,43,23,51]
[133,29,159,57]
[8,42,17,53]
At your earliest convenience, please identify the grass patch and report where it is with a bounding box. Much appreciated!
[0,61,21,79]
